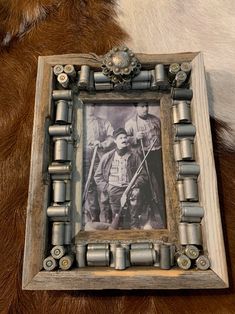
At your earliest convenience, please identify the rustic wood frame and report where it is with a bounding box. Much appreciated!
[22,52,228,290]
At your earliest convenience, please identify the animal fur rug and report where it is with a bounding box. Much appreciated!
[0,1,234,313]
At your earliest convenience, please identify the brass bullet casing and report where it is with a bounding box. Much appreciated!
[64,222,72,245]
[87,243,110,250]
[94,72,111,83]
[174,71,187,88]
[53,180,66,203]
[57,73,69,88]
[53,64,64,76]
[130,248,156,266]
[196,255,210,270]
[131,81,151,90]
[122,243,130,267]
[176,253,191,270]
[181,62,192,74]
[64,64,76,78]
[178,222,188,245]
[160,244,171,269]
[48,162,72,174]
[187,223,202,245]
[132,70,152,82]
[115,247,126,270]
[51,245,66,259]
[86,249,110,266]
[95,82,113,90]
[43,256,57,271]
[49,125,72,137]
[47,204,70,218]
[76,244,87,268]
[52,90,73,101]
[54,139,68,161]
[184,245,200,260]
[55,100,68,124]
[171,88,193,101]
[131,242,153,250]
[52,222,65,246]
[110,243,119,268]
[59,254,74,270]
[183,177,198,201]
[174,124,196,139]
[78,65,90,88]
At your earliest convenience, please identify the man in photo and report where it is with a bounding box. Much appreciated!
[94,128,147,229]
[83,103,114,223]
[125,102,165,226]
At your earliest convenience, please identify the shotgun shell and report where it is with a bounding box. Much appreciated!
[43,256,57,271]
[115,247,126,270]
[196,255,210,270]
[183,178,198,201]
[52,222,64,246]
[53,64,64,76]
[57,73,69,88]
[86,249,110,266]
[53,180,66,203]
[187,223,202,245]
[171,88,193,101]
[52,90,73,101]
[49,125,72,136]
[59,254,74,270]
[76,244,87,267]
[184,245,200,260]
[51,245,66,259]
[55,100,68,123]
[160,244,171,269]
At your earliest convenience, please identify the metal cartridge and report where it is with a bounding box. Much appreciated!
[59,255,74,270]
[174,71,187,87]
[196,255,210,270]
[86,249,110,266]
[64,64,76,78]
[160,244,171,269]
[52,222,64,246]
[53,180,66,203]
[122,243,130,267]
[174,124,196,139]
[177,162,200,178]
[94,72,111,83]
[43,256,57,271]
[115,247,126,270]
[49,125,72,137]
[76,244,87,267]
[171,88,193,101]
[176,253,191,270]
[64,222,72,245]
[87,243,110,250]
[95,82,113,90]
[181,205,204,218]
[51,245,66,259]
[57,73,69,88]
[78,65,90,88]
[132,70,151,82]
[181,62,192,74]
[130,248,155,266]
[88,70,95,91]
[168,63,180,81]
[52,90,73,101]
[184,245,200,260]
[54,139,68,161]
[177,101,191,122]
[48,163,72,174]
[47,205,70,217]
[178,223,188,245]
[110,243,118,268]
[183,177,198,201]
[53,64,64,76]
[55,100,68,123]
[187,223,202,245]
[153,243,161,267]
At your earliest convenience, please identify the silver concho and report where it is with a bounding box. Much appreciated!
[102,46,141,89]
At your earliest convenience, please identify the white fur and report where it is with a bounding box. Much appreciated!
[117,0,235,146]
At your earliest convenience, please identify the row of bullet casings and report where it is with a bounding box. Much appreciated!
[174,245,210,270]
[75,242,175,270]
[43,245,74,271]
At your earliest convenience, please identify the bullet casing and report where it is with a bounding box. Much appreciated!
[175,71,187,87]
[196,255,210,270]
[155,64,166,86]
[169,63,180,81]
[64,222,72,245]
[115,247,126,270]
[49,125,72,136]
[132,70,151,82]
[54,139,68,161]
[181,62,192,74]
[48,163,72,174]
[51,245,66,259]
[174,124,196,138]
[53,64,64,76]
[130,248,155,266]
[87,249,110,266]
[178,223,188,245]
[64,64,76,78]
[177,101,191,122]
[76,244,87,267]
[53,180,66,203]
[160,244,171,269]
[52,222,64,246]
[122,243,130,267]
[187,223,202,245]
[57,73,69,88]
[78,65,90,87]
[52,90,73,100]
[153,243,161,267]
[184,245,200,260]
[47,205,70,217]
[180,138,194,160]
[94,72,111,83]
[177,180,185,201]
[181,205,204,218]
[59,254,74,270]
[110,243,118,268]
[55,100,68,123]
[176,253,191,270]
[43,256,57,271]
[183,177,198,201]
[171,88,193,101]
[95,83,113,90]
[177,162,200,178]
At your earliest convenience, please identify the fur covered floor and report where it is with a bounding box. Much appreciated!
[0,1,234,313]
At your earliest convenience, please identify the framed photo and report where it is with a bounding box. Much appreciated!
[22,49,228,290]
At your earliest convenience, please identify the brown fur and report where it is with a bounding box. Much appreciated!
[0,1,235,313]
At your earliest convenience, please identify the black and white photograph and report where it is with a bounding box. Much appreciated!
[82,102,166,231]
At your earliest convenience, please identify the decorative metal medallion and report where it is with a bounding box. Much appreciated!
[102,46,141,89]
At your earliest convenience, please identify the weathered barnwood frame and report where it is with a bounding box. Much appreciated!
[22,52,228,290]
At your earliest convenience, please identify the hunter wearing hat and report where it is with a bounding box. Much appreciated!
[94,128,147,229]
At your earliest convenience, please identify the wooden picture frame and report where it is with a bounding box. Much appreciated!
[22,51,228,290]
